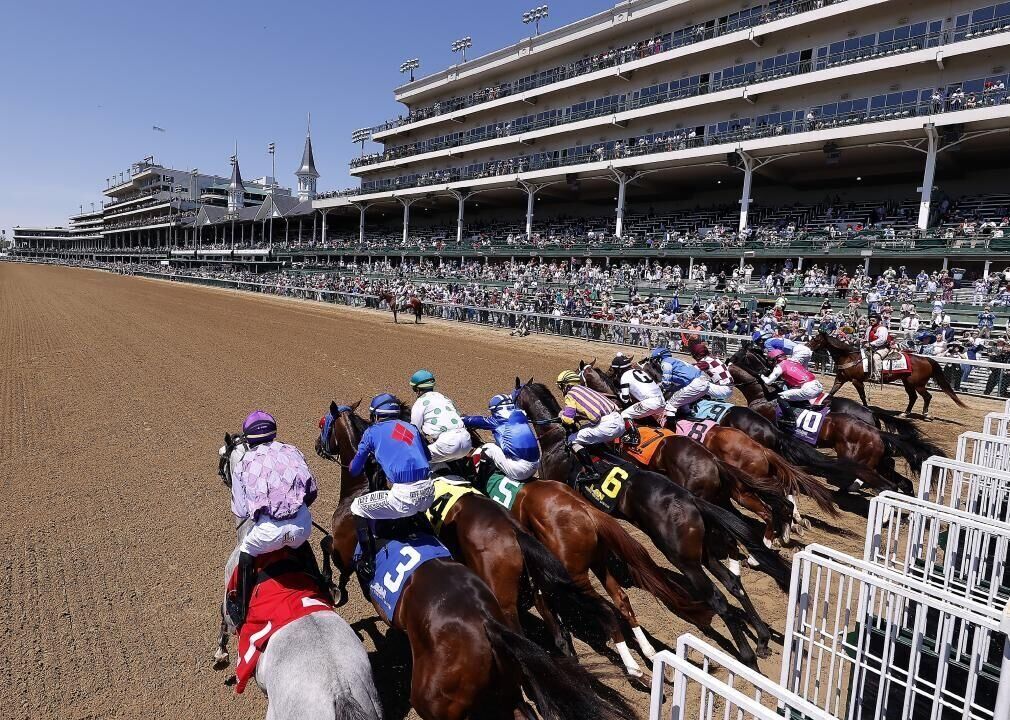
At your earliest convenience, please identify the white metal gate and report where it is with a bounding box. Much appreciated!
[982,413,1010,437]
[780,544,1010,720]
[955,432,1010,473]
[917,456,1010,522]
[865,492,1010,610]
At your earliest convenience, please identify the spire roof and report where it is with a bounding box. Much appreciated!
[229,153,245,192]
[296,132,319,179]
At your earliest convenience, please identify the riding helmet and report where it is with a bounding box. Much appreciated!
[370,394,401,421]
[488,394,514,416]
[556,370,581,391]
[766,349,786,361]
[610,353,632,371]
[243,410,277,446]
[409,369,436,391]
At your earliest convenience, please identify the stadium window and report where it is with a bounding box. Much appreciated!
[973,5,996,21]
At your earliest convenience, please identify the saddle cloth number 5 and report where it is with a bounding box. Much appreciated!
[490,478,521,507]
[384,546,422,594]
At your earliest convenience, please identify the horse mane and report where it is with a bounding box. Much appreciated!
[525,382,561,415]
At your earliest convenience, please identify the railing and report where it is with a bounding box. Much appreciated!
[918,456,1010,522]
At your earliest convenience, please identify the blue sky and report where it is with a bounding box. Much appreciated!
[0,0,613,232]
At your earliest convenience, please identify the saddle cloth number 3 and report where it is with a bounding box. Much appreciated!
[383,546,422,593]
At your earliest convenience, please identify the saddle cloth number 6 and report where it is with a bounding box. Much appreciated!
[384,546,422,593]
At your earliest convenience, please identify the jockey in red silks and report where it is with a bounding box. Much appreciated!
[761,349,824,426]
[229,410,320,629]
[689,341,735,401]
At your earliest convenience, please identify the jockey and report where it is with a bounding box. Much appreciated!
[349,394,435,579]
[229,411,320,628]
[612,353,665,424]
[409,369,473,463]
[651,347,710,425]
[463,395,540,482]
[760,349,824,426]
[864,312,891,379]
[688,341,734,401]
[557,370,624,483]
[759,332,813,368]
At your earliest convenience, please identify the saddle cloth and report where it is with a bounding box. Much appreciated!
[623,426,670,466]
[684,399,734,424]
[426,478,478,533]
[228,555,333,694]
[861,350,912,376]
[481,473,524,511]
[362,534,452,624]
[674,419,718,444]
[581,456,637,514]
[793,407,830,446]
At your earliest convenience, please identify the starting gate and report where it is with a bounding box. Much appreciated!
[780,544,1010,720]
[982,413,1010,437]
[918,456,1010,521]
[956,431,1010,473]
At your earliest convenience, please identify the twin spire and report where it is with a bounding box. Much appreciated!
[227,114,319,208]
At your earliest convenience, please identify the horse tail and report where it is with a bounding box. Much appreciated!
[775,433,886,491]
[514,528,615,647]
[692,496,791,590]
[484,617,635,720]
[714,459,794,533]
[762,449,839,517]
[591,508,714,626]
[867,405,926,440]
[334,697,373,720]
[881,430,945,473]
[927,357,968,408]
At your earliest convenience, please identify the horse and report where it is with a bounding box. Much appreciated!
[216,436,383,720]
[378,289,423,324]
[317,400,709,678]
[516,380,792,666]
[805,330,966,418]
[579,361,839,538]
[724,362,945,494]
[727,343,929,441]
[315,400,615,657]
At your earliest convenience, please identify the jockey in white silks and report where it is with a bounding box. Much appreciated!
[409,369,473,463]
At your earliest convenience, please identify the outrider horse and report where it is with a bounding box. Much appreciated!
[378,289,423,324]
[317,405,634,720]
[727,360,945,494]
[516,380,791,666]
[580,362,839,541]
[316,400,614,656]
[805,330,966,418]
[317,400,710,678]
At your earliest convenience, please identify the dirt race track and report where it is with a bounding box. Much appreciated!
[1,263,999,720]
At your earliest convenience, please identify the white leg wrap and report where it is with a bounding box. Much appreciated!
[615,641,643,677]
[728,559,742,577]
[747,555,760,568]
[632,626,656,659]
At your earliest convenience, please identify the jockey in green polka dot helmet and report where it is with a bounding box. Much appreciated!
[408,369,473,464]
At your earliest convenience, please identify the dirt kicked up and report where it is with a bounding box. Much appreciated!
[0,263,997,720]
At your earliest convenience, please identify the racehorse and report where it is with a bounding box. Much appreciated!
[579,362,839,537]
[725,361,945,494]
[805,330,966,418]
[516,380,792,666]
[216,437,383,720]
[315,400,614,656]
[728,344,929,441]
[378,289,423,324]
[323,497,634,720]
[317,400,709,678]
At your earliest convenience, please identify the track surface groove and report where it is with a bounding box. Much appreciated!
[1,264,993,719]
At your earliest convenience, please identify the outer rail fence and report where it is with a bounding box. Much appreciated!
[120,266,1010,402]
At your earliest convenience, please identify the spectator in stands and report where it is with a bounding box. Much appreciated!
[978,305,997,338]
[986,339,1010,396]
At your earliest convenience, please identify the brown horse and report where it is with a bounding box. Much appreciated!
[726,361,945,494]
[316,401,614,657]
[317,400,707,679]
[322,498,635,720]
[378,289,423,324]
[579,363,838,538]
[516,380,792,666]
[806,330,966,418]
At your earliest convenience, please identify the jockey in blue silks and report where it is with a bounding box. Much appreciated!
[464,394,541,482]
[349,394,434,579]
[651,347,710,425]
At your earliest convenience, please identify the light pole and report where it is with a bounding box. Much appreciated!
[352,128,371,157]
[399,58,420,82]
[267,143,276,247]
[451,36,472,63]
[522,5,549,35]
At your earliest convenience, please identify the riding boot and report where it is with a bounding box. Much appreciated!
[228,551,256,629]
[622,419,641,447]
[572,446,601,485]
[354,516,377,583]
[776,398,798,433]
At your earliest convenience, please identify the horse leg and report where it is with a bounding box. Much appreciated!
[852,378,870,406]
[705,555,772,658]
[900,382,917,418]
[674,561,757,667]
[728,484,778,548]
[533,589,574,657]
[918,386,933,419]
[213,605,229,667]
[588,563,648,677]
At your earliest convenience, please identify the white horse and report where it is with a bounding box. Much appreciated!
[216,435,383,720]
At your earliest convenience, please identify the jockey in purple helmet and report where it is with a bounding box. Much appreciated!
[227,410,320,628]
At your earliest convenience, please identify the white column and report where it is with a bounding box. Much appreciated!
[984,260,992,279]
[456,193,466,244]
[739,154,755,232]
[358,205,366,244]
[688,256,695,279]
[797,256,803,271]
[863,256,870,274]
[918,125,939,231]
[615,174,627,239]
[526,188,535,241]
[321,209,328,245]
[399,198,415,245]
